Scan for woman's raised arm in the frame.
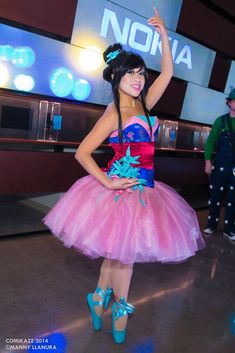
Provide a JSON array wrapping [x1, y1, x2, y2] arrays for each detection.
[[146, 7, 173, 111]]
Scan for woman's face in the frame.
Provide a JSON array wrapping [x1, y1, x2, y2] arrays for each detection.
[[118, 67, 145, 98]]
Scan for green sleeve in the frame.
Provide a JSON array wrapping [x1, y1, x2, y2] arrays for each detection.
[[204, 117, 221, 160]]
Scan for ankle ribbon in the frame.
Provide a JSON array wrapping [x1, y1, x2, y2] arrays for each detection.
[[115, 297, 135, 320]]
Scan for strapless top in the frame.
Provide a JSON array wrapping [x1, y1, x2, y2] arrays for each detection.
[[106, 115, 159, 188]]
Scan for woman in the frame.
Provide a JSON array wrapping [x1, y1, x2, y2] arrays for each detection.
[[44, 8, 204, 344]]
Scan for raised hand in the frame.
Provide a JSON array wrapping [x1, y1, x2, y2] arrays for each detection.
[[147, 6, 168, 37]]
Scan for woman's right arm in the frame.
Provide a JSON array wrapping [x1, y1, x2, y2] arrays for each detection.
[[75, 108, 138, 189], [75, 107, 116, 188]]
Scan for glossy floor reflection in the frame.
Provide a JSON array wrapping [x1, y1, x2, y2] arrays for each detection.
[[1, 209, 235, 353]]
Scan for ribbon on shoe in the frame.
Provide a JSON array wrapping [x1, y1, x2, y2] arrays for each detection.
[[108, 146, 148, 206], [114, 297, 135, 321], [104, 287, 113, 311]]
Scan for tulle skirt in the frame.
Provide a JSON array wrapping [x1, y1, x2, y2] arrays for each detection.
[[43, 175, 205, 264]]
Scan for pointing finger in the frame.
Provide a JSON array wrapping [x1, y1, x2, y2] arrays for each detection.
[[153, 6, 159, 17]]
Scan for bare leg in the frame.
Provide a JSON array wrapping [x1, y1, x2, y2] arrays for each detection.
[[111, 260, 133, 330], [93, 258, 112, 316]]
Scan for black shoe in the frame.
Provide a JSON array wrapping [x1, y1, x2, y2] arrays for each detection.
[[203, 227, 216, 238], [223, 231, 235, 242]]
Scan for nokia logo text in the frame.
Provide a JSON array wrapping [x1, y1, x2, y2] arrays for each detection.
[[100, 8, 192, 69]]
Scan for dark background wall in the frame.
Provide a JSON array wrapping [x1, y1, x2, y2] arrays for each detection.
[[0, 0, 78, 39], [178, 0, 235, 58], [177, 0, 234, 94]]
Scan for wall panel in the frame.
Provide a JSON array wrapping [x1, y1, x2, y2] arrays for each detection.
[[0, 0, 78, 38]]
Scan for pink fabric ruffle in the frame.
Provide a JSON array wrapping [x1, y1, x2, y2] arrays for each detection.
[[43, 175, 204, 264]]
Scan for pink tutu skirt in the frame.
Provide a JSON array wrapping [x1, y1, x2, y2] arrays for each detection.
[[43, 175, 205, 264]]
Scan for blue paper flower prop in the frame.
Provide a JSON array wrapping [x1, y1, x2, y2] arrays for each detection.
[[108, 146, 147, 206]]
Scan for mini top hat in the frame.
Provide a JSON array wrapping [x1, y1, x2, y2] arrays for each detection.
[[226, 87, 235, 101]]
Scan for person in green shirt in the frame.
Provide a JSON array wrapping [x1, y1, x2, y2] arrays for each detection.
[[204, 88, 235, 242]]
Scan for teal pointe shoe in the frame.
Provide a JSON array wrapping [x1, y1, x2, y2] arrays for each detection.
[[87, 287, 113, 331], [112, 297, 135, 344]]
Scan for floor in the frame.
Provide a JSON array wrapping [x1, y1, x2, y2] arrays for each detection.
[[1, 206, 235, 353], [0, 200, 47, 237]]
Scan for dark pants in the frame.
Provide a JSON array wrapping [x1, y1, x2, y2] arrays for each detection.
[[207, 163, 235, 232]]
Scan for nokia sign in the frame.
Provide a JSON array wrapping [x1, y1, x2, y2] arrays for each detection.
[[100, 8, 192, 70], [109, 0, 183, 32], [71, 0, 216, 87]]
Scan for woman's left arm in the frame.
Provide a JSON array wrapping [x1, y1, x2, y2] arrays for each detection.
[[146, 7, 173, 111]]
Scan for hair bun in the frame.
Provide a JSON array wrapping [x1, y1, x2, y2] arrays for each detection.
[[103, 43, 123, 65]]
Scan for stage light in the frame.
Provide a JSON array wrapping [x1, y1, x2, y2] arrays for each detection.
[[72, 79, 91, 100], [14, 74, 35, 91], [79, 46, 102, 71], [0, 45, 14, 61], [50, 67, 74, 97], [12, 47, 36, 68], [0, 64, 10, 86]]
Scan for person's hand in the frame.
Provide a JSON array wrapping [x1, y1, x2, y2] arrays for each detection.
[[107, 177, 139, 190], [205, 160, 213, 175], [147, 6, 168, 37]]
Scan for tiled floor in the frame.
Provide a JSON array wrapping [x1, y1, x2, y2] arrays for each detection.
[[1, 208, 235, 353], [0, 200, 47, 237]]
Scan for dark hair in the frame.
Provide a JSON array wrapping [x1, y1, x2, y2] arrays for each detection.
[[103, 43, 151, 142]]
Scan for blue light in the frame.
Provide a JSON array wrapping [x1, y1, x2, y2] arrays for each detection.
[[12, 46, 36, 68], [232, 315, 235, 335], [50, 67, 74, 97], [0, 45, 14, 61], [28, 332, 67, 353], [72, 79, 91, 101], [128, 337, 155, 353]]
